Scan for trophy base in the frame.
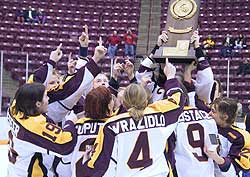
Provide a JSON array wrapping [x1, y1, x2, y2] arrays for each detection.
[[153, 46, 196, 64]]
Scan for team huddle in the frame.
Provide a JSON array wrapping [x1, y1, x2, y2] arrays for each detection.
[[5, 27, 250, 177]]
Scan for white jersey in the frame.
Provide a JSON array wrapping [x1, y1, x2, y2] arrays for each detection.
[[135, 57, 165, 102], [79, 79, 186, 177], [6, 104, 76, 177], [175, 107, 218, 177]]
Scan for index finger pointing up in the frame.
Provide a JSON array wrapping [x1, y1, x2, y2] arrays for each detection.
[[57, 43, 62, 51]]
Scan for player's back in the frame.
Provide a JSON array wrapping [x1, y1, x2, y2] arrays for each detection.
[[87, 110, 181, 177], [71, 118, 107, 177], [175, 107, 218, 177], [112, 118, 173, 176]]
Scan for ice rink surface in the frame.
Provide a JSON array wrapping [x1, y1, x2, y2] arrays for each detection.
[[0, 145, 8, 177]]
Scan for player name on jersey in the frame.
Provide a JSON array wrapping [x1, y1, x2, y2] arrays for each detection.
[[179, 109, 212, 123], [75, 122, 104, 135], [108, 114, 166, 134], [7, 114, 20, 137]]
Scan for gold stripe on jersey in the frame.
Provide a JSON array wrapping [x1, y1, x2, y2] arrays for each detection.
[[27, 74, 34, 84], [231, 126, 250, 170], [165, 143, 168, 153], [228, 132, 237, 139], [30, 158, 44, 177], [9, 102, 73, 144], [231, 126, 250, 145], [146, 92, 182, 114], [183, 106, 195, 110], [113, 108, 120, 116], [105, 93, 182, 124], [87, 126, 105, 168], [167, 160, 173, 177], [105, 112, 131, 124], [0, 140, 9, 145], [169, 92, 181, 105]]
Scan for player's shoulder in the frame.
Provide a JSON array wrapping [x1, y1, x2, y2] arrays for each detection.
[[76, 117, 108, 124], [105, 112, 131, 124], [231, 125, 250, 140], [219, 125, 250, 143]]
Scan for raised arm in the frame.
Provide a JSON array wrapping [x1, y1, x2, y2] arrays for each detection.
[[28, 43, 63, 86], [191, 31, 215, 104]]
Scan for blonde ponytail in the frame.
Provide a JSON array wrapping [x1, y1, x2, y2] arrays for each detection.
[[122, 84, 148, 121]]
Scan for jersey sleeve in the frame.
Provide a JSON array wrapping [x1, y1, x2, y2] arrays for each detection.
[[135, 56, 154, 83], [194, 47, 215, 104], [27, 59, 56, 86], [8, 107, 77, 157], [48, 58, 100, 102], [76, 46, 89, 70], [219, 127, 250, 174]]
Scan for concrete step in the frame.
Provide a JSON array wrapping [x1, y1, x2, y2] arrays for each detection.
[[136, 0, 162, 56]]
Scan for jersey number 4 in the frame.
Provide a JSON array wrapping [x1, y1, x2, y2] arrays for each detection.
[[187, 123, 208, 162], [127, 131, 153, 169]]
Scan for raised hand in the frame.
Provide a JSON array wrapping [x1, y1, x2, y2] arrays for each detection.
[[112, 58, 124, 80], [50, 43, 63, 63], [67, 52, 77, 75], [190, 30, 200, 48], [123, 59, 135, 80], [79, 25, 89, 47], [157, 31, 168, 46], [98, 36, 103, 46], [92, 46, 107, 63], [164, 58, 176, 80]]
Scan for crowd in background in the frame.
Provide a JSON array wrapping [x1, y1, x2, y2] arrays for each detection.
[[15, 6, 46, 24]]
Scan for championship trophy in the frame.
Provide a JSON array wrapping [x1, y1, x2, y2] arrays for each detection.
[[154, 0, 200, 63]]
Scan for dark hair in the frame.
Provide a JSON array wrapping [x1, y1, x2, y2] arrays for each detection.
[[213, 97, 238, 125], [210, 79, 223, 102], [85, 86, 112, 119], [13, 83, 46, 119]]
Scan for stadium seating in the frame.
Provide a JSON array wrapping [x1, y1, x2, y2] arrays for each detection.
[[0, 0, 141, 112], [0, 0, 141, 84]]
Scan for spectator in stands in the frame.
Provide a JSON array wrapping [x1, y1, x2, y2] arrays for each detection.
[[107, 30, 121, 59], [24, 6, 36, 23], [220, 42, 233, 58], [234, 34, 247, 49], [203, 34, 215, 49], [236, 58, 250, 76], [35, 8, 46, 24], [223, 33, 234, 48], [15, 9, 25, 23], [123, 29, 137, 59]]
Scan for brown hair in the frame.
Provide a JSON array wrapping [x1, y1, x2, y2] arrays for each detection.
[[122, 84, 148, 121], [85, 86, 112, 119], [13, 83, 45, 119], [212, 97, 238, 125]]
